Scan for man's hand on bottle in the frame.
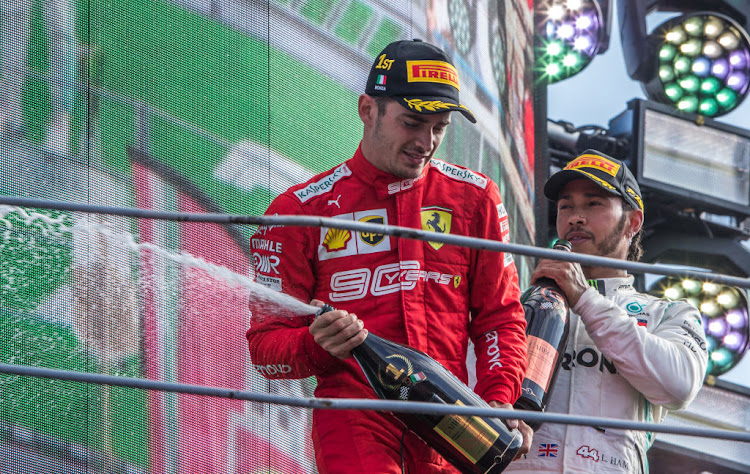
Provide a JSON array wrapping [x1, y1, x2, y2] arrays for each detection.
[[530, 257, 588, 307], [489, 401, 532, 460], [309, 299, 368, 359]]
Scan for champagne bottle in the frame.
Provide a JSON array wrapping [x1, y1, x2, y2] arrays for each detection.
[[317, 304, 522, 474], [513, 239, 571, 431]]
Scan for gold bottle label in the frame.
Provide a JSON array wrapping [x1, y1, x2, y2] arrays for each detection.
[[434, 400, 499, 463]]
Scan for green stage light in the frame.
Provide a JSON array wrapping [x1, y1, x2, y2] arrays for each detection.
[[700, 77, 721, 93], [677, 95, 699, 112], [663, 83, 683, 100], [699, 98, 719, 115]]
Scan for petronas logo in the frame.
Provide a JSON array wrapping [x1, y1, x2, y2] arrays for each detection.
[[626, 302, 644, 314]]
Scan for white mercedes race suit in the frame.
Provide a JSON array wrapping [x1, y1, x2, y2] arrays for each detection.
[[505, 276, 708, 473]]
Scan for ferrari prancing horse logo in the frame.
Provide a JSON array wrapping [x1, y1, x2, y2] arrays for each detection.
[[421, 206, 452, 250]]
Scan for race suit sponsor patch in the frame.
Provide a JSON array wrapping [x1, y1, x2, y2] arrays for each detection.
[[252, 238, 282, 253], [328, 260, 455, 302], [318, 209, 390, 260], [253, 253, 280, 274], [484, 331, 503, 370], [253, 364, 292, 376], [496, 203, 513, 267], [293, 163, 351, 203], [256, 274, 282, 292], [430, 159, 488, 189]]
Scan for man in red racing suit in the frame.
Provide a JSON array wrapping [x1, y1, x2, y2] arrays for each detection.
[[246, 40, 528, 473]]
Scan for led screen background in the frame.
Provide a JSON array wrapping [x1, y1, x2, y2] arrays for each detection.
[[0, 0, 535, 471]]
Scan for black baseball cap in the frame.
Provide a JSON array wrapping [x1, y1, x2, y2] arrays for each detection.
[[365, 39, 476, 123], [544, 149, 644, 212]]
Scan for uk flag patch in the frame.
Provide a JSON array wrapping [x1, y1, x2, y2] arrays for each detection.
[[538, 443, 558, 457]]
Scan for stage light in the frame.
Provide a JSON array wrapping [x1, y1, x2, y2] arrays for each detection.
[[650, 276, 749, 377], [536, 0, 609, 83], [619, 1, 750, 119], [682, 278, 701, 294], [641, 12, 750, 117], [608, 99, 750, 218], [664, 287, 682, 300]]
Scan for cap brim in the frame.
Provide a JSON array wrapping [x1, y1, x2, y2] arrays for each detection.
[[396, 96, 477, 123], [544, 169, 623, 201]]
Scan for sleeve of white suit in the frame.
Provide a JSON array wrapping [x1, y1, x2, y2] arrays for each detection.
[[574, 287, 708, 410]]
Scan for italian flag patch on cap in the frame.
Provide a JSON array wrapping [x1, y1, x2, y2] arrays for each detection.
[[410, 372, 426, 383]]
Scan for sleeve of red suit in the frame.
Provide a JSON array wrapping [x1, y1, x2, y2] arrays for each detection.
[[245, 193, 337, 379], [468, 182, 528, 405]]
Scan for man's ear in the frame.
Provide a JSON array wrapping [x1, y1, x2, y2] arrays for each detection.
[[629, 209, 644, 236], [358, 94, 377, 126]]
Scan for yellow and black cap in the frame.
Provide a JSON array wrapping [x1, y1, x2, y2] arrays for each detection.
[[544, 149, 644, 213], [365, 39, 476, 123]]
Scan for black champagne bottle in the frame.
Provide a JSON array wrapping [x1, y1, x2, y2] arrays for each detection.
[[513, 239, 571, 431], [317, 304, 522, 474]]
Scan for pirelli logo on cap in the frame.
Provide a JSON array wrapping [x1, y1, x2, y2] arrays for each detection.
[[579, 170, 616, 191], [407, 60, 460, 90], [628, 187, 645, 211], [565, 154, 620, 177]]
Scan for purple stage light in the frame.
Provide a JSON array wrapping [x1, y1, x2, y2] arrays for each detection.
[[725, 308, 748, 328], [724, 332, 746, 351], [729, 49, 748, 68], [727, 72, 748, 90], [712, 58, 730, 78], [708, 318, 728, 338], [556, 22, 575, 40], [649, 276, 749, 377]]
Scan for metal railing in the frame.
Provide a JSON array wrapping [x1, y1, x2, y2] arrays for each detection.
[[1, 196, 750, 446], [3, 195, 750, 289], [0, 362, 747, 444]]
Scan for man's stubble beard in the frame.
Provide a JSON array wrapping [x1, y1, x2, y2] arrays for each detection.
[[594, 211, 628, 258], [371, 113, 423, 180]]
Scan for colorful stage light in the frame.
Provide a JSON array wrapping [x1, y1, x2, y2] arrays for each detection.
[[645, 12, 750, 117], [650, 276, 749, 377], [537, 0, 606, 83]]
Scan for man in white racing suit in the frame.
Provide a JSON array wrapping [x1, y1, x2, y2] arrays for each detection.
[[505, 149, 708, 473]]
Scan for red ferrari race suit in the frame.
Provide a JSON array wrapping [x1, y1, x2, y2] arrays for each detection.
[[246, 146, 527, 473]]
